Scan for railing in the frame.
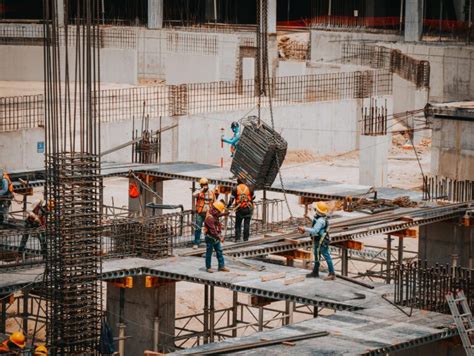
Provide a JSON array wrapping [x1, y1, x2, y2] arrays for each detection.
[[393, 260, 473, 314], [342, 43, 430, 89], [0, 70, 392, 132]]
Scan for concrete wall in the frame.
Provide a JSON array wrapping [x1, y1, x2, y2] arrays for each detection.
[[310, 30, 401, 63], [383, 43, 474, 102], [0, 115, 177, 171], [419, 221, 474, 269], [175, 99, 368, 166], [431, 118, 474, 181], [0, 128, 44, 171], [0, 45, 138, 84]]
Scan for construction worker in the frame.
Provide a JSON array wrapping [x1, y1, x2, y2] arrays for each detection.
[[19, 199, 53, 258], [0, 331, 26, 354], [227, 177, 255, 242], [204, 200, 230, 273], [0, 169, 14, 224], [192, 178, 216, 249], [34, 345, 48, 355], [298, 201, 336, 281], [222, 121, 241, 157]]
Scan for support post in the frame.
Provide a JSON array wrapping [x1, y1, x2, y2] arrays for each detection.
[[148, 0, 164, 29], [118, 323, 126, 356], [341, 247, 349, 277], [258, 306, 264, 331], [209, 286, 215, 343], [153, 317, 160, 352], [57, 0, 65, 27], [262, 189, 267, 226], [22, 291, 28, 334], [386, 235, 392, 284], [203, 285, 209, 344], [286, 257, 294, 267], [232, 291, 238, 337], [285, 301, 294, 325], [397, 236, 404, 264], [313, 306, 318, 318]]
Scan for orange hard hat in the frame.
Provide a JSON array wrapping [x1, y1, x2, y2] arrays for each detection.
[[34, 345, 48, 355], [213, 201, 226, 213], [9, 331, 26, 349]]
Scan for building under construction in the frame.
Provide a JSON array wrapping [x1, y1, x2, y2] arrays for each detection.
[[0, 0, 473, 355]]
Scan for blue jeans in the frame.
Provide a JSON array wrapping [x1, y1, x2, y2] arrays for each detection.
[[205, 235, 225, 270], [313, 237, 335, 274], [193, 213, 206, 245]]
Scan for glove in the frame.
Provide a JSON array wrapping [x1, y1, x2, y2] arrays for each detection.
[[297, 226, 305, 234]]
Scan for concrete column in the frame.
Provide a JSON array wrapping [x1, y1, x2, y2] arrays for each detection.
[[404, 0, 423, 42], [205, 0, 217, 22], [57, 0, 65, 27], [358, 134, 390, 187], [267, 0, 277, 35], [107, 277, 176, 354], [148, 0, 164, 29]]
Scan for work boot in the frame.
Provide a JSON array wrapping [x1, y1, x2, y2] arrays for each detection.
[[218, 267, 230, 272], [306, 271, 319, 278], [206, 268, 214, 273], [192, 245, 198, 250], [323, 273, 336, 281]]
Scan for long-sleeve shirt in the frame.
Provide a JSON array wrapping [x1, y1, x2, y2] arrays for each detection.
[[204, 209, 222, 240], [222, 131, 241, 148], [304, 216, 327, 238]]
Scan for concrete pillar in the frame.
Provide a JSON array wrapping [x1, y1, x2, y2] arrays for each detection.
[[419, 221, 473, 268], [205, 0, 217, 22], [148, 0, 164, 29], [404, 0, 423, 42], [107, 277, 176, 354], [267, 0, 277, 35], [57, 0, 65, 27], [128, 177, 163, 217], [358, 134, 390, 187]]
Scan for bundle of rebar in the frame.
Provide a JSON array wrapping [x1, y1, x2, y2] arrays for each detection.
[[393, 260, 473, 314], [231, 119, 287, 189], [43, 0, 103, 353]]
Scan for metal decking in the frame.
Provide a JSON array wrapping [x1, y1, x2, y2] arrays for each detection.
[[10, 161, 423, 201], [172, 306, 456, 355]]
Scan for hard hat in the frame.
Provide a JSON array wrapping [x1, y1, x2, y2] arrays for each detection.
[[231, 121, 239, 130], [9, 331, 26, 349], [314, 201, 329, 216], [199, 177, 209, 186], [129, 182, 140, 199], [213, 201, 226, 213], [34, 345, 48, 355]]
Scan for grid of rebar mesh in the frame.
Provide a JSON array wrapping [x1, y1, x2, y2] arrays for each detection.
[[0, 95, 44, 131], [342, 43, 430, 89], [423, 175, 474, 202], [0, 71, 392, 130], [166, 31, 219, 55]]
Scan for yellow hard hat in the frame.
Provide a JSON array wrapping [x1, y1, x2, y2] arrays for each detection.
[[9, 331, 26, 349], [199, 177, 209, 186], [314, 201, 329, 216], [213, 200, 226, 213], [34, 345, 48, 355]]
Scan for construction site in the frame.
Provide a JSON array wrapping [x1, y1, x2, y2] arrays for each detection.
[[0, 0, 473, 355]]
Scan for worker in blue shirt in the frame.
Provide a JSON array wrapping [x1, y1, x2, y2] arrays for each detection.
[[221, 122, 241, 157], [298, 201, 336, 280], [0, 169, 14, 224]]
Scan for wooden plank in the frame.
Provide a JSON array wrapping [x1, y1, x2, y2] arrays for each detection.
[[283, 275, 306, 285], [260, 272, 286, 282]]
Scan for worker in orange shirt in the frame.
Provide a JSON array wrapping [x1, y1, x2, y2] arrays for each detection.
[[192, 177, 216, 249], [227, 177, 255, 242]]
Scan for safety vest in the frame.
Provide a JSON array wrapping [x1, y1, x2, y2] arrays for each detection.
[[129, 182, 140, 199], [2, 173, 13, 195], [196, 190, 215, 215], [235, 184, 252, 209]]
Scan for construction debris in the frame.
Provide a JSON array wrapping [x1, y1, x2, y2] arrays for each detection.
[[231, 118, 288, 189]]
